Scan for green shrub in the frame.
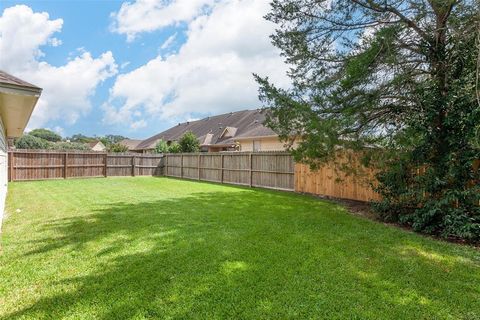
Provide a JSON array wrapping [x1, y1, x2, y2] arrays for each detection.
[[108, 143, 129, 153], [373, 158, 480, 241], [168, 142, 181, 153], [50, 142, 90, 151], [178, 131, 200, 153], [14, 135, 51, 149], [154, 139, 169, 153]]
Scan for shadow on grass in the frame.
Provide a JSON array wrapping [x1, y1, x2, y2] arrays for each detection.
[[5, 188, 480, 319]]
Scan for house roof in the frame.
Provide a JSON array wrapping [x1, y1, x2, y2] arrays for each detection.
[[0, 70, 41, 92], [119, 139, 142, 150], [135, 109, 277, 150], [87, 140, 104, 148], [0, 71, 42, 138]]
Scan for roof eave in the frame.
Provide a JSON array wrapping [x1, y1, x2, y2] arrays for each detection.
[[0, 83, 42, 138], [0, 82, 42, 96]]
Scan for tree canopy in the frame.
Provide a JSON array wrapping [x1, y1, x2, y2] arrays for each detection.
[[14, 135, 51, 149], [256, 0, 480, 240], [29, 129, 62, 142], [15, 130, 130, 152]]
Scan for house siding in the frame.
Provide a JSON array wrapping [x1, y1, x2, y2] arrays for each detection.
[[238, 137, 289, 152]]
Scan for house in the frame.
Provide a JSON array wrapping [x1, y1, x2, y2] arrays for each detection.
[[119, 139, 142, 151], [134, 109, 294, 153], [87, 140, 106, 152], [0, 70, 41, 225]]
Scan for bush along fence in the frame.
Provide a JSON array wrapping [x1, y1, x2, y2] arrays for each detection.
[[7, 150, 379, 202]]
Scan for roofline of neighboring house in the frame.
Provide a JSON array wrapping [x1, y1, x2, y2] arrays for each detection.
[[135, 135, 281, 150]]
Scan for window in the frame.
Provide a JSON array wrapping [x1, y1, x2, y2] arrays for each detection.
[[253, 140, 261, 152]]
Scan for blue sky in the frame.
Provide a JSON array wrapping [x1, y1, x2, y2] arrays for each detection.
[[0, 0, 289, 139]]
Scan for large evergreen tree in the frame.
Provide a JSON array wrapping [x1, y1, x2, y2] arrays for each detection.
[[256, 0, 480, 240]]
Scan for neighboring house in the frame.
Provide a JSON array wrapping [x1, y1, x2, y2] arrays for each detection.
[[119, 139, 142, 151], [88, 140, 106, 152], [134, 109, 294, 153], [0, 71, 41, 227]]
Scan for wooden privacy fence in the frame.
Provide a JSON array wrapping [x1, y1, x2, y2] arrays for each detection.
[[8, 150, 381, 202], [164, 152, 295, 191], [8, 150, 164, 181], [295, 163, 381, 202]]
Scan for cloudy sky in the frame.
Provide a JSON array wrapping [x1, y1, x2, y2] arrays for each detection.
[[0, 0, 289, 139]]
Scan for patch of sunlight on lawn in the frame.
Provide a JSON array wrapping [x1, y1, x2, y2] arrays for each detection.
[[221, 260, 249, 275]]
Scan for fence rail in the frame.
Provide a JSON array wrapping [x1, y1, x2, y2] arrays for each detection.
[[8, 150, 380, 202], [164, 152, 295, 191], [8, 150, 164, 181]]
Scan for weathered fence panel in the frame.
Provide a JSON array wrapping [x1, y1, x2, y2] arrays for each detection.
[[136, 155, 164, 176], [252, 152, 294, 190], [165, 154, 182, 178], [10, 151, 65, 180], [9, 150, 164, 181], [163, 152, 295, 190], [199, 154, 222, 182], [67, 153, 105, 178], [107, 154, 133, 177]]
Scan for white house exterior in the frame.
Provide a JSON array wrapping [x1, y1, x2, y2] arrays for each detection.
[[0, 71, 41, 230]]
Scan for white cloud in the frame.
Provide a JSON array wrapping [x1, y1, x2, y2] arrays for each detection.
[[0, 5, 63, 69], [130, 119, 147, 130], [53, 126, 65, 136], [48, 37, 62, 47], [160, 33, 177, 50], [111, 0, 215, 42], [0, 5, 118, 129], [120, 61, 131, 69], [105, 0, 290, 127]]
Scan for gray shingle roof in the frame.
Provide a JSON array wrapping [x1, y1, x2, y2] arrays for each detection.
[[135, 109, 277, 150], [0, 70, 41, 91], [119, 139, 142, 150]]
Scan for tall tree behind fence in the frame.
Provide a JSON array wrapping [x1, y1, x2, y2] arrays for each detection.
[[8, 150, 380, 202]]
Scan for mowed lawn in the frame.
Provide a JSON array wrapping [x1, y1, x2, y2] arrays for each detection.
[[0, 178, 479, 319]]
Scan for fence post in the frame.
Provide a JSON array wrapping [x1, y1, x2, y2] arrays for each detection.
[[132, 155, 136, 177], [104, 153, 108, 177], [181, 154, 184, 178], [220, 154, 224, 184], [165, 154, 168, 176], [249, 152, 253, 187], [197, 154, 201, 180], [9, 151, 13, 182], [63, 152, 68, 179]]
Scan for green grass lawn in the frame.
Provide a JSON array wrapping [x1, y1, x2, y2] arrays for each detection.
[[0, 177, 479, 319]]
